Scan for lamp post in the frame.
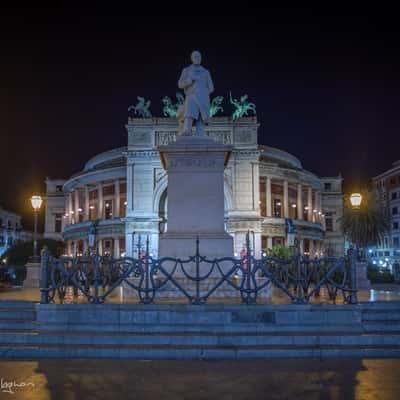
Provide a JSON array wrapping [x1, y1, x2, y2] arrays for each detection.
[[349, 192, 363, 304], [30, 195, 43, 261], [350, 193, 363, 260]]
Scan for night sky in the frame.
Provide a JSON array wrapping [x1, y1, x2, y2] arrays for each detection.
[[1, 7, 400, 229]]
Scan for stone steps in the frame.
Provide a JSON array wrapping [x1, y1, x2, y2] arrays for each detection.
[[362, 312, 400, 321], [0, 332, 399, 346], [1, 346, 400, 359], [0, 301, 399, 359], [35, 322, 368, 334]]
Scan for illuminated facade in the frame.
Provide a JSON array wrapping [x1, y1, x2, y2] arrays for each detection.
[[0, 206, 35, 257], [45, 117, 345, 257], [371, 160, 400, 269]]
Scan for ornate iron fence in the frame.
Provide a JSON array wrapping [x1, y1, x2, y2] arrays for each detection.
[[39, 234, 358, 305]]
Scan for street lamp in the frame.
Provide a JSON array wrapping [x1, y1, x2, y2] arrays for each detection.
[[350, 192, 363, 260], [349, 192, 363, 304], [350, 193, 362, 210], [30, 195, 43, 261]]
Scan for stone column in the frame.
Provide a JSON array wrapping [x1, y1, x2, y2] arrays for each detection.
[[299, 239, 304, 254], [83, 239, 88, 254], [97, 183, 103, 220], [267, 237, 273, 250], [297, 184, 303, 220], [283, 180, 289, 218], [125, 232, 133, 257], [318, 191, 323, 223], [315, 241, 319, 256], [252, 161, 260, 213], [114, 179, 120, 219], [315, 191, 320, 223], [62, 196, 68, 231], [307, 187, 313, 222], [72, 240, 77, 256], [68, 192, 73, 224], [266, 177, 272, 217], [74, 189, 80, 222], [309, 240, 314, 257], [113, 237, 120, 258], [67, 241, 72, 256], [84, 185, 90, 221], [97, 239, 103, 256], [126, 163, 134, 211]]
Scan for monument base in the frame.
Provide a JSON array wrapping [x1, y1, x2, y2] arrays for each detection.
[[357, 261, 372, 290], [122, 276, 272, 301], [23, 262, 41, 288], [159, 232, 234, 260]]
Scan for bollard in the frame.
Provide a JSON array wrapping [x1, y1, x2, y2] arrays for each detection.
[[40, 246, 49, 304], [349, 247, 358, 304]]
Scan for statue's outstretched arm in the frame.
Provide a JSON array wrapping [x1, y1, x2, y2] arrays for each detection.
[[178, 68, 192, 89]]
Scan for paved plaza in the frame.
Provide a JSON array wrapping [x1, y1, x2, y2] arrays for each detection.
[[0, 359, 399, 399], [1, 284, 399, 304]]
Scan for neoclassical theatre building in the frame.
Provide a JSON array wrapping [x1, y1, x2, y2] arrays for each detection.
[[44, 117, 344, 258]]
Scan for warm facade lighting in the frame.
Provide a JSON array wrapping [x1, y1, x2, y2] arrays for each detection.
[[30, 195, 43, 211], [350, 193, 362, 209]]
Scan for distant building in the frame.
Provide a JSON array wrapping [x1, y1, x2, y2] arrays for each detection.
[[44, 178, 66, 241], [320, 177, 345, 257], [44, 117, 345, 258], [0, 206, 34, 257], [371, 160, 400, 269]]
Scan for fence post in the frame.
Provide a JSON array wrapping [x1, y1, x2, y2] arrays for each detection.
[[294, 239, 303, 304], [93, 239, 100, 304], [144, 235, 150, 303], [245, 231, 253, 304], [40, 246, 49, 304], [350, 247, 358, 304], [195, 236, 200, 303]]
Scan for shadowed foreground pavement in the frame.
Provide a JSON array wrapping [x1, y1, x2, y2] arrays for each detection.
[[0, 359, 399, 399]]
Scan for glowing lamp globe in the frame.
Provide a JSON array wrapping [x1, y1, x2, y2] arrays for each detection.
[[350, 193, 362, 209], [31, 195, 43, 211]]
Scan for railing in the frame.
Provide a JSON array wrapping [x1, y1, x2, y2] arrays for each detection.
[[40, 233, 358, 305]]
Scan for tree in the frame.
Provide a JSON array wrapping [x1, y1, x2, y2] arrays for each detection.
[[265, 244, 296, 260], [339, 190, 389, 249], [2, 239, 64, 266]]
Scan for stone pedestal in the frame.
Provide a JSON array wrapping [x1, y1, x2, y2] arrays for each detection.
[[357, 261, 372, 290], [122, 276, 272, 301], [158, 135, 233, 264], [23, 262, 41, 288]]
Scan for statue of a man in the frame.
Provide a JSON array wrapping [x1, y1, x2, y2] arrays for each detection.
[[178, 50, 214, 136]]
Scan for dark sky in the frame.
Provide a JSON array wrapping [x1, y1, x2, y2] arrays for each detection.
[[1, 6, 400, 229]]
